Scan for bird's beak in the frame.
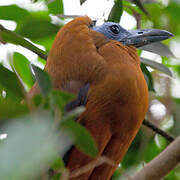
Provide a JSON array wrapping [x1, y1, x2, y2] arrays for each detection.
[[121, 29, 173, 47]]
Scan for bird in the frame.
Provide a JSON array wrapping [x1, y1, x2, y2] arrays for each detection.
[[28, 16, 173, 180]]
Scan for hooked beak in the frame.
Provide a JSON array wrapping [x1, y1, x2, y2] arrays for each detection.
[[121, 29, 173, 47]]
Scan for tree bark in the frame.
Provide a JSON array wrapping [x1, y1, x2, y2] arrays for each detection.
[[132, 136, 180, 180]]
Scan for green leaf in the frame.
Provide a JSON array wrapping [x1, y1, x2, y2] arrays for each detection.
[[108, 0, 123, 23], [166, 64, 180, 78], [141, 63, 155, 91], [16, 16, 60, 40], [32, 95, 43, 107], [47, 0, 64, 14], [51, 156, 64, 170], [173, 65, 180, 77], [0, 117, 58, 179], [145, 2, 180, 36], [111, 167, 122, 180], [31, 64, 52, 96], [61, 119, 98, 157], [0, 64, 24, 99], [51, 90, 75, 110], [0, 25, 47, 60], [37, 56, 46, 66], [140, 42, 175, 58], [123, 0, 142, 17], [140, 58, 172, 77], [131, 0, 149, 15], [0, 97, 28, 120], [122, 130, 142, 168], [164, 169, 180, 180], [51, 173, 61, 180], [154, 134, 167, 150], [0, 5, 30, 22], [34, 35, 56, 52], [13, 52, 35, 89], [144, 137, 161, 162]]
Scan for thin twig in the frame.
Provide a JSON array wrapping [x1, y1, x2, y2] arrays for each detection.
[[143, 119, 175, 142], [133, 11, 142, 29], [70, 156, 115, 178], [124, 5, 142, 29]]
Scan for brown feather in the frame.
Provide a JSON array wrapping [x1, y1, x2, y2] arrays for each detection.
[[28, 16, 148, 180]]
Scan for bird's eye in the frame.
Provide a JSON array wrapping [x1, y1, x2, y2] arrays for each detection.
[[109, 25, 120, 34], [88, 22, 94, 28]]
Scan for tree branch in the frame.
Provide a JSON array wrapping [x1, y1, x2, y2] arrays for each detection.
[[132, 135, 180, 180], [0, 24, 47, 60], [143, 119, 175, 142], [124, 5, 142, 29]]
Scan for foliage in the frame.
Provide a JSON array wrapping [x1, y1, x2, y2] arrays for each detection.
[[0, 0, 180, 179]]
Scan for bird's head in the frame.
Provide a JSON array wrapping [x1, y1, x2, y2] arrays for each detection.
[[92, 22, 173, 47]]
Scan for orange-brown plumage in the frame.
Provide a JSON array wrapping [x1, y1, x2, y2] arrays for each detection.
[[28, 16, 149, 179], [28, 16, 108, 97], [65, 40, 148, 180]]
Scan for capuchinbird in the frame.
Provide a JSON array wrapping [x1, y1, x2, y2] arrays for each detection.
[[28, 16, 173, 180]]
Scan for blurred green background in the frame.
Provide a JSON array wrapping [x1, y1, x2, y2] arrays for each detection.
[[0, 0, 180, 179]]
